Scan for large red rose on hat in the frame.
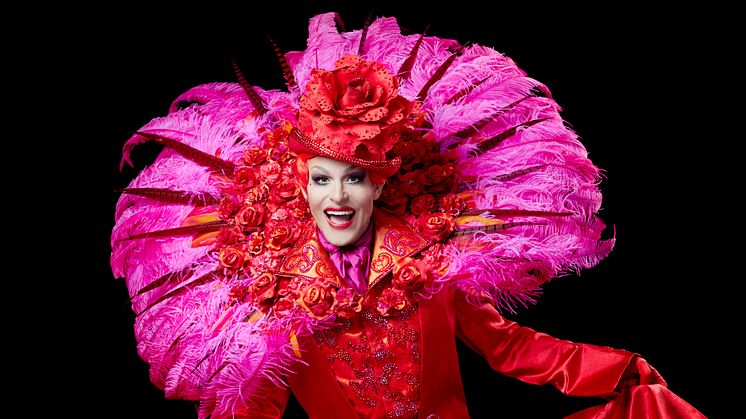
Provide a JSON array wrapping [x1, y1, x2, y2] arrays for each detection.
[[298, 54, 419, 161]]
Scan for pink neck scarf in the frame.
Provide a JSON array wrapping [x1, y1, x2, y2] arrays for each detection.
[[317, 224, 373, 295]]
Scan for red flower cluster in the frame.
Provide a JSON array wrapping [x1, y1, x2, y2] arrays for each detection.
[[215, 123, 311, 280]]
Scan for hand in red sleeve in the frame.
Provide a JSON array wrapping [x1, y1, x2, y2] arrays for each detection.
[[615, 355, 667, 392]]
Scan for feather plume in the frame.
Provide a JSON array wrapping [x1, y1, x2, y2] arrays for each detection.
[[128, 131, 236, 176], [118, 187, 220, 206], [266, 36, 297, 89], [451, 221, 548, 237], [417, 50, 460, 101], [120, 220, 229, 241], [461, 209, 573, 217], [231, 58, 268, 116], [131, 266, 195, 300], [136, 269, 220, 316], [397, 28, 427, 81], [358, 11, 372, 56]]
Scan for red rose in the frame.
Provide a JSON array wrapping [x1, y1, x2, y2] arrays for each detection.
[[418, 212, 456, 242], [235, 205, 265, 230], [297, 54, 418, 160], [233, 167, 257, 190], [397, 171, 426, 197], [335, 287, 363, 319], [424, 164, 455, 193], [246, 232, 265, 255], [266, 221, 299, 251], [243, 146, 267, 166], [244, 184, 269, 204], [439, 194, 466, 216], [392, 257, 431, 293], [259, 161, 282, 185], [297, 283, 336, 319], [218, 197, 241, 220], [219, 244, 247, 270], [421, 243, 450, 275], [271, 178, 301, 204], [392, 139, 426, 169], [273, 297, 294, 315], [377, 287, 408, 316], [215, 226, 246, 248], [410, 194, 435, 216], [250, 272, 278, 306]]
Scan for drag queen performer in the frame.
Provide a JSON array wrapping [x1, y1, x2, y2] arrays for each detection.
[[111, 13, 705, 418]]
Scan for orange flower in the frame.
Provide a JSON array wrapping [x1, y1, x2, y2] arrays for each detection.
[[246, 232, 265, 255], [377, 287, 408, 316], [266, 221, 299, 251], [393, 257, 431, 293], [297, 54, 418, 160], [235, 205, 265, 229], [418, 212, 456, 242], [219, 244, 247, 270], [335, 288, 363, 319], [218, 197, 240, 220], [243, 146, 268, 166], [297, 283, 336, 319], [244, 184, 269, 204], [250, 272, 278, 306], [410, 194, 435, 216]]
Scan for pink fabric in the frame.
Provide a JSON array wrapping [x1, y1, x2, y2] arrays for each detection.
[[317, 225, 373, 294]]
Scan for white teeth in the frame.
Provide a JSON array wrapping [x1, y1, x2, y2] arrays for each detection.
[[325, 210, 354, 216]]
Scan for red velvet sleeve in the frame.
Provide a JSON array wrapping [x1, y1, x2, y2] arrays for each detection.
[[453, 292, 634, 398], [240, 384, 290, 419]]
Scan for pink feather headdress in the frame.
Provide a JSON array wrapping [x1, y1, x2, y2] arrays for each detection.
[[111, 12, 613, 417]]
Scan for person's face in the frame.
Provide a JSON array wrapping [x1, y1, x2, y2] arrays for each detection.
[[303, 156, 383, 247]]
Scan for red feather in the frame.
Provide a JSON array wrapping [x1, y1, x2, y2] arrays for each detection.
[[134, 131, 236, 176], [121, 220, 229, 241], [231, 57, 268, 116], [136, 269, 220, 316], [118, 188, 220, 206]]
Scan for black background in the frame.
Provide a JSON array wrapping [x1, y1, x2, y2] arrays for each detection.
[[63, 1, 728, 417]]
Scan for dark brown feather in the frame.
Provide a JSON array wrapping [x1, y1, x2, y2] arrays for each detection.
[[451, 221, 548, 237], [358, 11, 373, 56], [136, 269, 220, 316], [471, 118, 549, 156], [121, 220, 229, 241], [447, 95, 533, 144], [118, 187, 220, 206], [333, 12, 346, 32], [231, 57, 268, 116], [135, 131, 236, 176], [443, 75, 492, 105], [397, 26, 428, 81], [131, 266, 196, 300], [494, 164, 548, 181], [461, 209, 573, 217], [416, 50, 461, 101], [266, 36, 297, 89]]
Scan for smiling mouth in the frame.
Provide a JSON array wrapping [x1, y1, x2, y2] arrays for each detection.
[[325, 209, 355, 228]]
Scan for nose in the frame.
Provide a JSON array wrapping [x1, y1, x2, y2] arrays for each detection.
[[329, 180, 348, 203]]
